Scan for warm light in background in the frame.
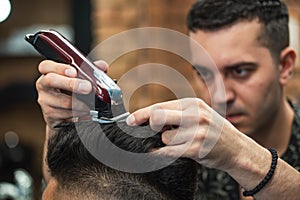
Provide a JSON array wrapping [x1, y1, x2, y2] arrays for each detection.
[[0, 0, 11, 23], [290, 16, 300, 65]]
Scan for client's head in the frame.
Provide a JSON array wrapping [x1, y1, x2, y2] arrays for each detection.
[[43, 121, 197, 200]]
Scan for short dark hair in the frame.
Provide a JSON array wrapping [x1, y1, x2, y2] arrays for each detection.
[[47, 121, 197, 200], [187, 0, 290, 63]]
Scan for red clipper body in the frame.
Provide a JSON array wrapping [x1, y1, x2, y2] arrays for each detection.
[[25, 30, 127, 121]]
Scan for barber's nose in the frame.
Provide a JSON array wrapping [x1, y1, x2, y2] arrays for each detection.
[[211, 78, 234, 105]]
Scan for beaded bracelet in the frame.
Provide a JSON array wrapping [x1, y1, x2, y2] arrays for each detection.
[[243, 148, 278, 197]]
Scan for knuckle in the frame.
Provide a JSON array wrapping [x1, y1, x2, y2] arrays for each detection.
[[194, 131, 205, 141], [37, 96, 44, 106], [43, 109, 51, 117], [68, 79, 75, 90], [38, 60, 47, 73], [152, 102, 163, 110], [161, 131, 177, 145], [166, 148, 177, 158], [195, 98, 204, 106], [35, 76, 43, 90], [43, 108, 55, 120], [161, 133, 169, 144], [151, 109, 164, 125], [42, 73, 54, 87], [59, 96, 72, 109], [181, 111, 200, 125], [189, 144, 201, 159]]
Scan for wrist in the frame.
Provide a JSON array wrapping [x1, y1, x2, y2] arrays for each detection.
[[225, 140, 272, 191], [242, 148, 278, 196]]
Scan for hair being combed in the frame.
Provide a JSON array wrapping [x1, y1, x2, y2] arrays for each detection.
[[47, 121, 197, 200]]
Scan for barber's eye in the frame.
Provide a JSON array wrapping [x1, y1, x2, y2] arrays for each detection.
[[232, 68, 249, 77], [193, 66, 214, 82]]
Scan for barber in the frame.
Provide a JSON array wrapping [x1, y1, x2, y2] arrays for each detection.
[[36, 0, 300, 199]]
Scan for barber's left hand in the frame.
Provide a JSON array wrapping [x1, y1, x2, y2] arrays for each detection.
[[126, 98, 258, 171]]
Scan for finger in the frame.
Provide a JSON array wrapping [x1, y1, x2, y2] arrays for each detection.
[[149, 109, 183, 131], [150, 144, 188, 158], [151, 142, 202, 160], [127, 98, 202, 126], [94, 60, 109, 72], [44, 107, 76, 121], [126, 106, 152, 126], [38, 60, 77, 78], [38, 73, 92, 94], [42, 101, 90, 119], [148, 109, 204, 128], [154, 98, 205, 110], [70, 97, 90, 112], [161, 128, 196, 146], [38, 90, 90, 112], [126, 102, 182, 126], [37, 89, 69, 110], [44, 108, 89, 127]]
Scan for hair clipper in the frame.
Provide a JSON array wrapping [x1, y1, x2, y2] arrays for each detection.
[[25, 29, 128, 123]]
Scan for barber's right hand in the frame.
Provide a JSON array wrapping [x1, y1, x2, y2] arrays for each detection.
[[36, 60, 108, 129]]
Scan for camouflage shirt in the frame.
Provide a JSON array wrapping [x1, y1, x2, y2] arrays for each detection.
[[195, 102, 300, 200]]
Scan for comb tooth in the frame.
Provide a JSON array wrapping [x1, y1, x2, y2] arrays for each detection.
[[91, 112, 130, 124], [25, 34, 35, 44]]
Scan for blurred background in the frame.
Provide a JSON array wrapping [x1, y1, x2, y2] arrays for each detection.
[[0, 0, 299, 199]]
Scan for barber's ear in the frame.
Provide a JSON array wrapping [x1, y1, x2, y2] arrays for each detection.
[[279, 47, 296, 85]]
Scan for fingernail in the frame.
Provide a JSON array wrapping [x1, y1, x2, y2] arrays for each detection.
[[65, 68, 77, 77], [149, 148, 159, 152], [78, 81, 91, 93], [94, 60, 109, 72], [126, 115, 136, 126]]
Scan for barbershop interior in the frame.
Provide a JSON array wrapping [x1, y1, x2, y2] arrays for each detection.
[[0, 0, 299, 199]]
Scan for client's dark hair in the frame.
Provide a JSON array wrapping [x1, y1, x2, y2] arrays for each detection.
[[47, 121, 197, 200]]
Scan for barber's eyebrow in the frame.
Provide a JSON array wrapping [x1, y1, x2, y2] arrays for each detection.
[[223, 62, 258, 70], [192, 61, 258, 72], [192, 64, 212, 70], [191, 64, 213, 76]]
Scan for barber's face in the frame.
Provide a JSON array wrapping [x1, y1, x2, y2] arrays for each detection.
[[190, 20, 282, 136]]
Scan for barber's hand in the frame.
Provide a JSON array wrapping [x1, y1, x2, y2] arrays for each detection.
[[36, 60, 108, 129], [126, 98, 255, 171]]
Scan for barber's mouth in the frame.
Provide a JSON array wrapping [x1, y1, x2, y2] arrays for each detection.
[[225, 113, 242, 123]]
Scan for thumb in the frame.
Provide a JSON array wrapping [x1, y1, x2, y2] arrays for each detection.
[[94, 60, 109, 73]]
